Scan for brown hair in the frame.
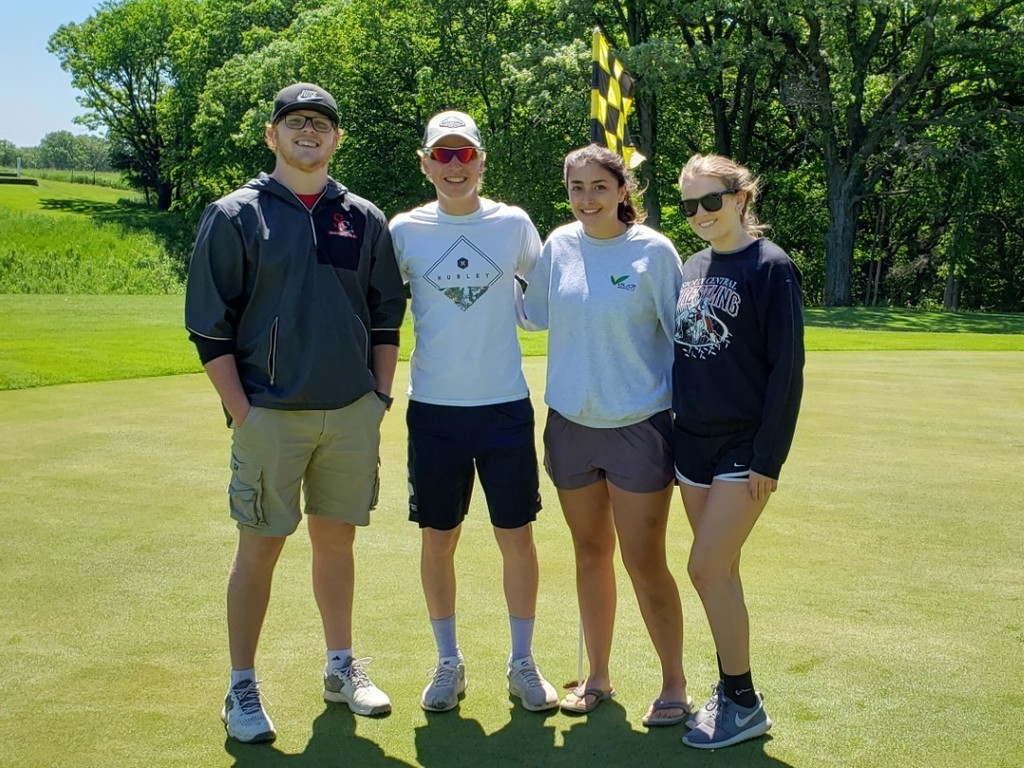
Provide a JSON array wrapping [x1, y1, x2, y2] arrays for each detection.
[[564, 144, 646, 225], [678, 153, 767, 237]]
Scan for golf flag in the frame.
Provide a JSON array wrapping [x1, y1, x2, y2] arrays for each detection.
[[590, 29, 645, 169]]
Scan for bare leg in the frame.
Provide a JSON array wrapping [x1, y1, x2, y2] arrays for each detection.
[[559, 482, 616, 705], [609, 483, 688, 721], [227, 532, 287, 669], [680, 481, 767, 675], [492, 523, 538, 619], [307, 515, 356, 650], [420, 525, 462, 620]]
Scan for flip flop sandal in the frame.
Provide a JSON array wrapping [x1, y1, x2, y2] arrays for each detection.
[[641, 695, 695, 727], [559, 686, 615, 714]]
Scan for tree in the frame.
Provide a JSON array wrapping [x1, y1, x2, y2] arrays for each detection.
[[49, 0, 189, 209], [36, 131, 85, 169], [0, 139, 19, 167], [761, 0, 1024, 305]]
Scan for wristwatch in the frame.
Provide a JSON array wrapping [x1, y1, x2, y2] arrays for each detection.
[[375, 391, 394, 411]]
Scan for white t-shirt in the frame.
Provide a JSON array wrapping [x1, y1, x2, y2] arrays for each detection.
[[522, 222, 683, 428], [390, 198, 541, 406]]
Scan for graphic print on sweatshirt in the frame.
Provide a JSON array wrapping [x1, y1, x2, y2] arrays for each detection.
[[675, 276, 741, 358], [426, 236, 503, 311]]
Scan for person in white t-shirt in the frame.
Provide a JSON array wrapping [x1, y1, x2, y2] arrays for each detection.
[[389, 110, 558, 714]]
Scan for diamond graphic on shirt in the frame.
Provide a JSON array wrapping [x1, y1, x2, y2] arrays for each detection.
[[426, 236, 503, 311]]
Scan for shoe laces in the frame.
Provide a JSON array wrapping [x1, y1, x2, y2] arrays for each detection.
[[513, 661, 543, 688], [707, 683, 722, 710], [427, 660, 459, 689], [343, 657, 375, 690], [234, 680, 269, 715]]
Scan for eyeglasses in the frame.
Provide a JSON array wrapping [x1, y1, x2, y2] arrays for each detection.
[[425, 146, 479, 164], [680, 189, 739, 217], [281, 114, 335, 133]]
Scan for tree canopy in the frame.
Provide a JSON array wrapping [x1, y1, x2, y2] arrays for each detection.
[[44, 0, 1024, 310]]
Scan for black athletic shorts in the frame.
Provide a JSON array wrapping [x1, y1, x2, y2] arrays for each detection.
[[673, 422, 758, 488], [406, 397, 541, 530]]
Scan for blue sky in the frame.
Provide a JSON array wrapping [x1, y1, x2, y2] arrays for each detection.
[[1, 1, 106, 147]]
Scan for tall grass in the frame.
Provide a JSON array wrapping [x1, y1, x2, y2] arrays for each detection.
[[0, 208, 182, 294], [0, 167, 132, 190]]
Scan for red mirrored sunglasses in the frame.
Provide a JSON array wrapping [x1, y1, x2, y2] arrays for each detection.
[[425, 146, 479, 164]]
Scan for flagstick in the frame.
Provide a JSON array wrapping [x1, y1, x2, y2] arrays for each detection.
[[564, 615, 585, 690]]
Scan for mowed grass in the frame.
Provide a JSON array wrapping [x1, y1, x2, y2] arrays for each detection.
[[1, 295, 1022, 391], [0, 354, 1021, 767]]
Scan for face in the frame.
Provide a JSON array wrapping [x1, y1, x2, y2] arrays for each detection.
[[566, 161, 627, 239], [680, 174, 747, 250], [266, 109, 340, 174], [420, 134, 484, 215]]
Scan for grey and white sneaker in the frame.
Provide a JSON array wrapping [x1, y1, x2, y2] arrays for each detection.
[[221, 679, 276, 743], [421, 655, 467, 712], [323, 657, 392, 716], [682, 691, 772, 749], [686, 682, 722, 730], [507, 655, 558, 711]]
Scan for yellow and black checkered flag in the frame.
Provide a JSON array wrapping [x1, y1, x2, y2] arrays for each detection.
[[590, 29, 645, 169]]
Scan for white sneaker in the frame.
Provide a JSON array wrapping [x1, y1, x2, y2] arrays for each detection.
[[323, 657, 392, 716], [421, 655, 466, 712], [221, 679, 276, 743], [507, 655, 558, 711]]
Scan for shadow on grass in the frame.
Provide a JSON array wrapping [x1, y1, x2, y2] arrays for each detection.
[[224, 706, 414, 767], [804, 307, 1023, 334], [413, 696, 794, 767], [37, 197, 195, 278]]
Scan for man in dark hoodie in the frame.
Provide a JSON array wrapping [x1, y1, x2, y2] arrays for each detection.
[[185, 82, 406, 744]]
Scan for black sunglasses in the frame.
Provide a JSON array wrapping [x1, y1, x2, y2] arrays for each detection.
[[680, 188, 739, 217]]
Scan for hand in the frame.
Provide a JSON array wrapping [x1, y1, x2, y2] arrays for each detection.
[[748, 471, 777, 502], [231, 403, 252, 428]]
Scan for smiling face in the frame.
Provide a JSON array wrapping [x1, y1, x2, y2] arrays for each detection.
[[266, 109, 340, 181], [420, 134, 484, 216], [566, 161, 628, 239], [681, 173, 751, 252]]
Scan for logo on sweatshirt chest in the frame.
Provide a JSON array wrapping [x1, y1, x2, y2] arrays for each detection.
[[426, 236, 503, 311], [328, 212, 359, 238], [674, 277, 740, 358], [610, 274, 637, 292]]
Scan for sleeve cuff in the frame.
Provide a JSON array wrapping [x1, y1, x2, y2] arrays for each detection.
[[190, 333, 235, 364], [371, 330, 400, 347]]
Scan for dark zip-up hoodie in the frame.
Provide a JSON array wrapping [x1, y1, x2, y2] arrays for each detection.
[[185, 173, 406, 411]]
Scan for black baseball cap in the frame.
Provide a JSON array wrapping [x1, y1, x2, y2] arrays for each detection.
[[270, 83, 339, 124]]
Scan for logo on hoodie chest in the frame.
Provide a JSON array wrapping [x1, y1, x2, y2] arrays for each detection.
[[425, 236, 503, 311]]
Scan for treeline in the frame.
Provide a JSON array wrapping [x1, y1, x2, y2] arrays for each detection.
[[0, 132, 112, 173], [46, 0, 1024, 310]]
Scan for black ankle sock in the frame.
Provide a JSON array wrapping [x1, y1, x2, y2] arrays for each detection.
[[716, 654, 724, 681], [721, 670, 757, 708]]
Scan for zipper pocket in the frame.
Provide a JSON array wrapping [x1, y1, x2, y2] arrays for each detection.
[[268, 316, 279, 386]]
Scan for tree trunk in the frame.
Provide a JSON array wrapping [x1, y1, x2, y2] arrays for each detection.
[[824, 168, 858, 306], [637, 90, 660, 230], [943, 272, 961, 311], [157, 181, 173, 211]]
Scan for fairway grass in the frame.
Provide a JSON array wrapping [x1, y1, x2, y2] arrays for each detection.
[[1, 354, 1022, 767], [2, 295, 1023, 390]]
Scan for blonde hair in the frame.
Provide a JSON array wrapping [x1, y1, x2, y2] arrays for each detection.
[[678, 153, 767, 237]]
